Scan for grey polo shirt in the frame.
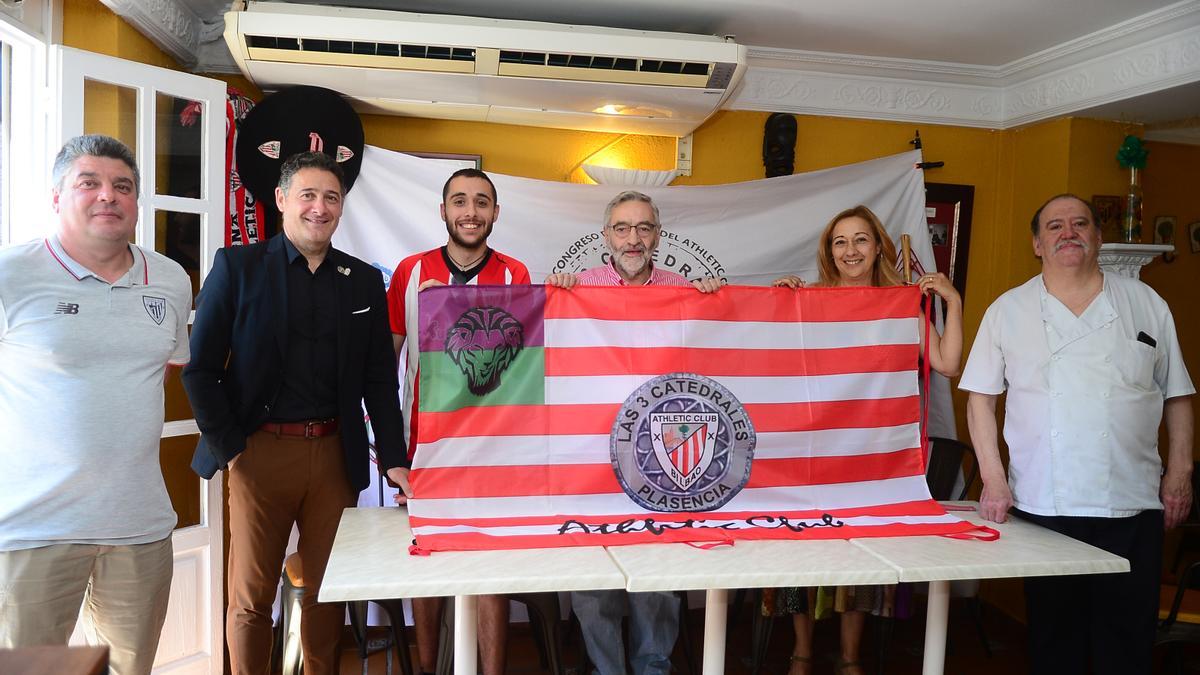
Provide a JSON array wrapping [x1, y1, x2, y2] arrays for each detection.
[[0, 236, 191, 550]]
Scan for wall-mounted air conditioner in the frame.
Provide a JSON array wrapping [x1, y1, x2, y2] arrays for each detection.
[[224, 1, 746, 136]]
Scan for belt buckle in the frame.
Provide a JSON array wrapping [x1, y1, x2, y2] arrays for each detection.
[[304, 421, 319, 439]]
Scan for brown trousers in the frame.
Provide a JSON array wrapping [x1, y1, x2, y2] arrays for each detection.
[[226, 429, 356, 675]]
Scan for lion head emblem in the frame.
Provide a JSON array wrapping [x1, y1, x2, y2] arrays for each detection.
[[444, 306, 524, 396]]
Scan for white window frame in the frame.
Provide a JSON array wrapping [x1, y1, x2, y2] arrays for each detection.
[[0, 11, 52, 246]]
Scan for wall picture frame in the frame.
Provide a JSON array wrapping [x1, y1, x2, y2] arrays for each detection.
[[1154, 216, 1176, 245], [1190, 221, 1200, 253], [924, 182, 975, 301], [404, 151, 483, 171], [1154, 215, 1177, 262], [1092, 195, 1122, 242]]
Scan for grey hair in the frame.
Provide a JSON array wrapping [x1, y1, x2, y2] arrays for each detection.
[[278, 151, 346, 195], [602, 190, 660, 230], [52, 135, 140, 193]]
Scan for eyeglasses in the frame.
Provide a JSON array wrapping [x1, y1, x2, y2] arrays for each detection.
[[608, 223, 658, 237]]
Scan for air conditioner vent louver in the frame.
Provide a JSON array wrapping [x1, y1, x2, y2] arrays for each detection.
[[498, 50, 703, 75], [228, 3, 748, 137], [246, 35, 476, 62]]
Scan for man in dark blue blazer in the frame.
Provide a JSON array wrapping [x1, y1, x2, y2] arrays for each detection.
[[182, 151, 409, 675]]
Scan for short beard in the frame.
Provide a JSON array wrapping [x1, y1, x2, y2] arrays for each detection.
[[612, 248, 651, 279], [445, 219, 492, 251]]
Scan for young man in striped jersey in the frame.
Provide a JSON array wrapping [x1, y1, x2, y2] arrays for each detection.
[[387, 168, 529, 675], [547, 190, 720, 675]]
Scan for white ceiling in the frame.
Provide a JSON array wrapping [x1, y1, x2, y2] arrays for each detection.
[[117, 0, 1200, 137], [223, 0, 1177, 66]]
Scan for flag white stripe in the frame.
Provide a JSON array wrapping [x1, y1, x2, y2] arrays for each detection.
[[544, 371, 917, 406], [411, 475, 933, 519], [545, 317, 919, 350], [414, 424, 922, 468], [412, 513, 961, 537]]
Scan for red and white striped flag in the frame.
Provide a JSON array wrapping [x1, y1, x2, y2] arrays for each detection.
[[408, 284, 975, 552]]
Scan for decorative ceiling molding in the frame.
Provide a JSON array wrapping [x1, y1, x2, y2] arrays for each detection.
[[1003, 27, 1200, 127], [747, 1, 1200, 85], [996, 0, 1200, 79], [746, 47, 999, 82], [100, 0, 204, 69], [1145, 128, 1200, 145], [733, 21, 1200, 130], [734, 68, 1002, 128]]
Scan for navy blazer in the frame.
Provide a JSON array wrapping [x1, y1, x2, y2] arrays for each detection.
[[182, 234, 406, 491]]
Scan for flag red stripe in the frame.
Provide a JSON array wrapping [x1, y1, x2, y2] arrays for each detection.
[[546, 285, 921, 323], [409, 448, 923, 499], [417, 397, 919, 443], [409, 498, 952, 529], [412, 463, 619, 498], [543, 345, 916, 377], [410, 520, 979, 552], [745, 448, 925, 488]]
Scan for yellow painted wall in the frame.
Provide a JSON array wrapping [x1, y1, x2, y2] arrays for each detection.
[[63, 0, 178, 68]]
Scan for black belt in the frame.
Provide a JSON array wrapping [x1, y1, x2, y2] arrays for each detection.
[[260, 418, 340, 438]]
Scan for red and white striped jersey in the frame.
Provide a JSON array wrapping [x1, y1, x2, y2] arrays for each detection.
[[387, 247, 530, 450]]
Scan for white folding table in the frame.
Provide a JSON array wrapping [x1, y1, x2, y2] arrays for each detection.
[[321, 504, 1130, 675], [319, 507, 626, 675], [851, 502, 1130, 675]]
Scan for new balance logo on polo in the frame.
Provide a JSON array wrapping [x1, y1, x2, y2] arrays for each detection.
[[54, 302, 79, 315]]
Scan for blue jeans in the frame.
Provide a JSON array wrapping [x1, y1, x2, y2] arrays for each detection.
[[572, 590, 680, 675]]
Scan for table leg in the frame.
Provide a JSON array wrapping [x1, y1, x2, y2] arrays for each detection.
[[454, 595, 478, 675], [702, 589, 728, 675], [921, 580, 950, 675]]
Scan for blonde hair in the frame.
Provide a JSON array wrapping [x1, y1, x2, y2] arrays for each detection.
[[815, 205, 903, 288]]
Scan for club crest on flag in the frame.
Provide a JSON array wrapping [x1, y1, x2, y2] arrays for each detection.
[[612, 373, 755, 512], [142, 295, 167, 325], [650, 413, 717, 490], [444, 306, 524, 396]]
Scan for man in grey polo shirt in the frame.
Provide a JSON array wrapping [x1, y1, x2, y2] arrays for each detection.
[[0, 135, 191, 675]]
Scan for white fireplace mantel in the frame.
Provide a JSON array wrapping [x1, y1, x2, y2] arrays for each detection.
[[1099, 243, 1174, 279]]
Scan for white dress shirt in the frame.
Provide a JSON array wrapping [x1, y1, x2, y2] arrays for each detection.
[[960, 272, 1194, 517]]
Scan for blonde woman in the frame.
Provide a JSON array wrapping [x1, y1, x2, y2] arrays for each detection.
[[769, 205, 963, 674]]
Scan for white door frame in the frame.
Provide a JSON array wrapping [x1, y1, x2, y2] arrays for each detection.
[[54, 44, 226, 675]]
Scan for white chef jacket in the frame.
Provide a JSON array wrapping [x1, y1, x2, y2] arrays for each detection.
[[959, 272, 1194, 517]]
